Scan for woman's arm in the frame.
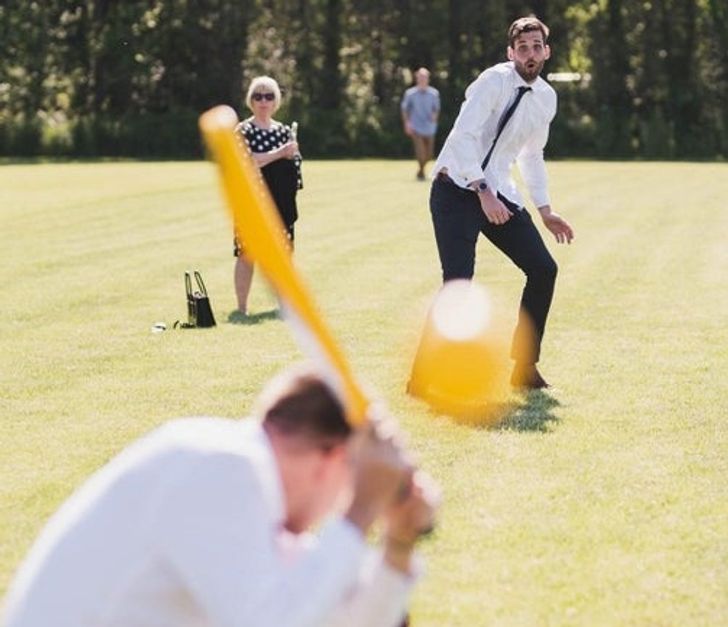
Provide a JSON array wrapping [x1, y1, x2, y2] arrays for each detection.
[[251, 141, 299, 168]]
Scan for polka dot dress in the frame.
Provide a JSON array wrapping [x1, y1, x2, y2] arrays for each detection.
[[236, 119, 303, 190], [232, 118, 302, 256]]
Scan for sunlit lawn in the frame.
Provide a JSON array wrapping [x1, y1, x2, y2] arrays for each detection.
[[1, 159, 726, 625]]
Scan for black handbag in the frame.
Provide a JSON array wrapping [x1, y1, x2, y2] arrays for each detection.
[[181, 271, 216, 328]]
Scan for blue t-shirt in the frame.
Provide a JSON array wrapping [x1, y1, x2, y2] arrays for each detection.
[[401, 86, 440, 136]]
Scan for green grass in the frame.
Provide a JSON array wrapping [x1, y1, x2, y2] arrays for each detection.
[[1, 160, 726, 625]]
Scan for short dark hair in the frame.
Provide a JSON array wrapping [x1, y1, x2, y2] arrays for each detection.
[[259, 364, 351, 446], [508, 16, 550, 47]]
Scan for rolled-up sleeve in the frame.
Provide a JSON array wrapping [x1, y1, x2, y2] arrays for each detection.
[[516, 123, 551, 207], [400, 91, 410, 112], [325, 551, 422, 627]]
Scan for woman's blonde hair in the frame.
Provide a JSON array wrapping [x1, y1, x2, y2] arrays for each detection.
[[245, 75, 282, 111]]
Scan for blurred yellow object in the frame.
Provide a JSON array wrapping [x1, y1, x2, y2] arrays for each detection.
[[408, 280, 511, 423]]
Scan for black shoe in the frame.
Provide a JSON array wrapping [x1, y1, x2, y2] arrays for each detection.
[[510, 363, 550, 390], [416, 171, 426, 181]]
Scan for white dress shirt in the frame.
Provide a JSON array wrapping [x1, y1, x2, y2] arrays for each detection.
[[3, 419, 415, 627], [432, 61, 557, 208]]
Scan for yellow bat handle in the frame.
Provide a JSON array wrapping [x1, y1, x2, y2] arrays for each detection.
[[199, 106, 369, 427]]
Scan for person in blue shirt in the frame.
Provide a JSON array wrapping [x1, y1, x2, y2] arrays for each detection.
[[401, 68, 440, 180]]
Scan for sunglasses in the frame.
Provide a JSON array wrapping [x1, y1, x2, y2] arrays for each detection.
[[252, 92, 276, 102]]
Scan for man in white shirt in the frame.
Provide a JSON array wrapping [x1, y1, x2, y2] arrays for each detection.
[[430, 16, 574, 389], [3, 363, 438, 627]]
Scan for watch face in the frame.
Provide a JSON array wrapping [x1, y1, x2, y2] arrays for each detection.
[[478, 182, 488, 192]]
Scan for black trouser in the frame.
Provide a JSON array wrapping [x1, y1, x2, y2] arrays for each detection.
[[429, 176, 557, 364]]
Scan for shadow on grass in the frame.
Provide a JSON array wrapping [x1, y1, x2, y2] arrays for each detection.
[[414, 389, 561, 432], [227, 309, 280, 326], [494, 390, 561, 432]]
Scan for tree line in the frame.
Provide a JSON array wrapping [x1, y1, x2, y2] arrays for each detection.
[[1, 0, 726, 159]]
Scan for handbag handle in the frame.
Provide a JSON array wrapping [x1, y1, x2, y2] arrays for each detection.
[[194, 271, 208, 296], [185, 272, 193, 299]]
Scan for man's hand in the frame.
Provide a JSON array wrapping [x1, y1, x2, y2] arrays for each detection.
[[538, 205, 574, 244], [478, 189, 512, 225], [383, 472, 441, 573], [403, 120, 414, 137], [345, 414, 413, 535], [385, 471, 440, 542]]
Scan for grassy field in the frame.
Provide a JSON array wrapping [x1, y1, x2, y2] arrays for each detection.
[[1, 159, 726, 625]]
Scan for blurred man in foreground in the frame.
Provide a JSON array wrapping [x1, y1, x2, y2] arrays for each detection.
[[3, 363, 439, 627]]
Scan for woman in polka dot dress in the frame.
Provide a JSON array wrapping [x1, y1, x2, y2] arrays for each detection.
[[233, 75, 303, 315]]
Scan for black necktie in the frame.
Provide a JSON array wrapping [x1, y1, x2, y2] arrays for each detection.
[[481, 85, 532, 170]]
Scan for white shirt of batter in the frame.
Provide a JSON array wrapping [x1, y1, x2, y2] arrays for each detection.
[[3, 419, 416, 627]]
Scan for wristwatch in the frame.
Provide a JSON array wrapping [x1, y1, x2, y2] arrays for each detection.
[[475, 180, 489, 195]]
